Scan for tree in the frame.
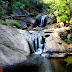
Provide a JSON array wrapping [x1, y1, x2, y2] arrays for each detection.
[[48, 0, 72, 23]]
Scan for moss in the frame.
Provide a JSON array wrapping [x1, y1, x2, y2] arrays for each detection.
[[0, 20, 2, 24], [3, 21, 9, 26], [0, 43, 14, 50], [10, 21, 21, 28], [7, 44, 11, 47], [64, 56, 72, 66]]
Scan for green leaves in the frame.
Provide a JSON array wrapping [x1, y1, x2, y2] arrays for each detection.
[[20, 6, 23, 9], [64, 34, 71, 44], [3, 21, 9, 26], [49, 0, 71, 22], [10, 21, 21, 28], [64, 56, 72, 66], [16, 2, 21, 6], [15, 1, 23, 9]]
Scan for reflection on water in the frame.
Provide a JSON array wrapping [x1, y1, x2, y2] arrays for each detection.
[[3, 54, 72, 72]]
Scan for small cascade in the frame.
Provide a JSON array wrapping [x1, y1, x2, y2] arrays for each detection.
[[40, 15, 47, 27], [33, 35, 45, 54], [34, 15, 47, 27]]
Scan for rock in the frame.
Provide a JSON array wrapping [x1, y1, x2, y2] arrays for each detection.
[[41, 53, 66, 57], [0, 24, 30, 55], [47, 13, 56, 24], [56, 22, 64, 28], [0, 44, 27, 67], [45, 32, 65, 52]]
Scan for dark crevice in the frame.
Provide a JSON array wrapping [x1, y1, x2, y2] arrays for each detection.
[[45, 35, 50, 38], [44, 32, 53, 33], [58, 42, 62, 45], [22, 28, 28, 30], [27, 41, 34, 54]]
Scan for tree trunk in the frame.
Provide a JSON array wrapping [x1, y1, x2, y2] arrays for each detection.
[[68, 12, 71, 24]]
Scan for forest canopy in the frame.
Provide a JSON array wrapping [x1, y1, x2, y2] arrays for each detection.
[[0, 0, 72, 23]]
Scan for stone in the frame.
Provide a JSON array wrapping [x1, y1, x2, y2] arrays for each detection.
[[0, 44, 27, 67], [0, 25, 30, 55]]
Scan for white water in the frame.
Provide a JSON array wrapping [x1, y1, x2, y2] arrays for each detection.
[[35, 36, 43, 54], [41, 15, 47, 27]]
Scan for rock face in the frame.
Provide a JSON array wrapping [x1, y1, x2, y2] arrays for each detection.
[[0, 24, 31, 67], [0, 24, 30, 55], [0, 44, 27, 67], [44, 28, 72, 52]]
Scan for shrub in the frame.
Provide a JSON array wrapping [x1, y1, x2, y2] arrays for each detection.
[[20, 6, 23, 9], [3, 21, 9, 26], [16, 2, 21, 6], [10, 21, 21, 28], [64, 39, 71, 44]]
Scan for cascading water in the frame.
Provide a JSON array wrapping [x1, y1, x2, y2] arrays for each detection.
[[32, 31, 45, 54], [34, 14, 48, 27], [40, 15, 47, 27], [35, 36, 43, 54]]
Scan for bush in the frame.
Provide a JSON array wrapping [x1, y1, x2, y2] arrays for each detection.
[[3, 21, 9, 26], [10, 21, 21, 28], [16, 2, 21, 6], [64, 39, 71, 44], [20, 6, 23, 9]]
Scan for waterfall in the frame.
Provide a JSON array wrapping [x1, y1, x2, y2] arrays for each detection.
[[41, 15, 47, 27], [32, 31, 45, 54], [35, 36, 43, 54]]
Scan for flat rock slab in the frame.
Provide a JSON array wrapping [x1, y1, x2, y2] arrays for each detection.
[[0, 44, 27, 67], [0, 25, 30, 55], [44, 27, 72, 53]]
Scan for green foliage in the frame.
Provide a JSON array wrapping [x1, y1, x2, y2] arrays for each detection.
[[15, 1, 23, 9], [20, 6, 23, 9], [0, 20, 2, 24], [7, 44, 11, 47], [5, 0, 14, 15], [67, 34, 71, 40], [3, 21, 9, 26], [10, 21, 21, 28], [64, 39, 71, 44], [16, 2, 21, 6], [29, 13, 33, 16], [0, 1, 3, 7], [47, 0, 71, 22], [24, 0, 30, 6], [64, 34, 71, 44], [64, 56, 72, 66]]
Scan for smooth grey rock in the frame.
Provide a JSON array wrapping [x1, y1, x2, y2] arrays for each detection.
[[0, 44, 27, 67], [0, 24, 30, 55]]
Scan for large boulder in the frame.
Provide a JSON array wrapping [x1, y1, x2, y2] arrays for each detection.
[[46, 13, 56, 24], [0, 44, 27, 67], [0, 24, 30, 55]]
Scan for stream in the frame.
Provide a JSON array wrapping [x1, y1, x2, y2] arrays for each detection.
[[3, 54, 72, 72]]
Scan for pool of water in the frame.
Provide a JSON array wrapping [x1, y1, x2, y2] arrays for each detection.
[[3, 54, 72, 72]]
